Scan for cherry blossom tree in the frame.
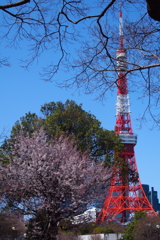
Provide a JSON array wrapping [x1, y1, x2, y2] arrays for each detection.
[[0, 128, 110, 240]]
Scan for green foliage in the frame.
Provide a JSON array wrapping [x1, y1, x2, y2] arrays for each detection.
[[41, 100, 122, 161], [121, 221, 136, 240], [93, 227, 115, 234], [59, 219, 73, 232], [77, 222, 97, 235], [60, 222, 116, 235], [134, 211, 147, 221], [11, 112, 43, 138], [113, 151, 139, 186], [0, 151, 9, 165], [1, 112, 43, 162], [6, 100, 122, 164], [0, 139, 11, 164], [121, 211, 147, 240]]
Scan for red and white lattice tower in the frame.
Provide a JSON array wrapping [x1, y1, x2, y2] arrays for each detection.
[[97, 8, 156, 223]]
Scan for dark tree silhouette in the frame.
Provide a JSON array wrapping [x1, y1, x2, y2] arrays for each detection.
[[146, 0, 160, 21]]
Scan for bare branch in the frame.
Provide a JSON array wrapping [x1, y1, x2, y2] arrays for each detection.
[[0, 0, 160, 123], [0, 0, 30, 9]]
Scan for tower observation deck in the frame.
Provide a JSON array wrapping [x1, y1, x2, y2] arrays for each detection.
[[97, 8, 156, 223]]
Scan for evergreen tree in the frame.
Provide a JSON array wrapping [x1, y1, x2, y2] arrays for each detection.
[[6, 100, 122, 164]]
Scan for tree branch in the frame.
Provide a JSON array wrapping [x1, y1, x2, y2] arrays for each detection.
[[0, 0, 30, 9], [59, 0, 116, 25]]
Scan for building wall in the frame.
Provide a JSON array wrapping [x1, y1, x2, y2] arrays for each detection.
[[78, 233, 123, 240], [142, 184, 160, 212]]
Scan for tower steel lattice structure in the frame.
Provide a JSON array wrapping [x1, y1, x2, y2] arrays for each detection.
[[97, 9, 156, 223]]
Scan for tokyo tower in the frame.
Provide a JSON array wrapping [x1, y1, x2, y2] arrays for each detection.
[[97, 7, 157, 223]]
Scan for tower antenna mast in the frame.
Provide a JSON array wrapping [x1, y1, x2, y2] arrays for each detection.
[[119, 0, 123, 49]]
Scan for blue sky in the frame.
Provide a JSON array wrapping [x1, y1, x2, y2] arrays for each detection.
[[0, 2, 160, 199]]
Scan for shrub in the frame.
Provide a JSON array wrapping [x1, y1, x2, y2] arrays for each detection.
[[93, 227, 115, 234]]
